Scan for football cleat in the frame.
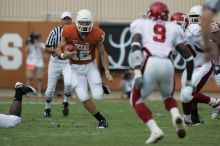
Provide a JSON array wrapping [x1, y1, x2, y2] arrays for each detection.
[[44, 108, 51, 117], [97, 120, 108, 128], [62, 102, 69, 116], [211, 99, 220, 119], [192, 120, 204, 126], [173, 116, 186, 138], [184, 118, 193, 126], [191, 110, 203, 126], [145, 129, 164, 144], [15, 82, 37, 96], [102, 84, 110, 94]]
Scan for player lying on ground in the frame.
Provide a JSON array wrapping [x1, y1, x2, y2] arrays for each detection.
[[0, 82, 36, 128]]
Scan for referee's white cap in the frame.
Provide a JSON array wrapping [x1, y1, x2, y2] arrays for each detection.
[[61, 11, 72, 19]]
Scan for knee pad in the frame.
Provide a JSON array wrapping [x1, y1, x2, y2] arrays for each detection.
[[92, 88, 103, 101], [44, 95, 52, 102], [45, 86, 56, 99], [90, 83, 103, 101], [180, 86, 194, 103], [75, 87, 89, 102], [45, 92, 54, 100]]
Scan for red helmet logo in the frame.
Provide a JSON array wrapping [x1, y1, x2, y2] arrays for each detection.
[[170, 12, 189, 30], [147, 2, 169, 21]]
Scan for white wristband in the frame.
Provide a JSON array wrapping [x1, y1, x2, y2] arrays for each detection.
[[61, 53, 65, 59], [131, 50, 143, 67], [184, 56, 193, 62], [131, 42, 141, 48], [134, 69, 142, 79]]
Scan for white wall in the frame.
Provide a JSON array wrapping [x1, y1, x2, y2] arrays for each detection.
[[0, 0, 219, 22]]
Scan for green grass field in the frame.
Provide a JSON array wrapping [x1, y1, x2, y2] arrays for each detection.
[[0, 98, 220, 146]]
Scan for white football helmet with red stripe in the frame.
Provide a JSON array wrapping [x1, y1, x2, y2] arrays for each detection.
[[76, 9, 93, 32]]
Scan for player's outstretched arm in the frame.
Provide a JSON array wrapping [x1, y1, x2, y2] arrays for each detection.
[[130, 33, 143, 89], [97, 41, 113, 82]]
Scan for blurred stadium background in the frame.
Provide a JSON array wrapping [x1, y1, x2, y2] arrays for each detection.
[[0, 0, 219, 92], [1, 1, 220, 146]]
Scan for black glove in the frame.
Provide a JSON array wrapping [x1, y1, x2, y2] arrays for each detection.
[[102, 84, 110, 94]]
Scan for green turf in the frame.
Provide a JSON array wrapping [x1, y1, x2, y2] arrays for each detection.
[[0, 99, 219, 146]]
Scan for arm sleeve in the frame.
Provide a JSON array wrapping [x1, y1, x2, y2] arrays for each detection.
[[45, 29, 55, 48]]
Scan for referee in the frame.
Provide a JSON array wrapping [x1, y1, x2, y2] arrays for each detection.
[[44, 11, 73, 117]]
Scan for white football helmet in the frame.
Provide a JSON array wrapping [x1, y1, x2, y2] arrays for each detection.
[[75, 9, 93, 32], [188, 5, 202, 24]]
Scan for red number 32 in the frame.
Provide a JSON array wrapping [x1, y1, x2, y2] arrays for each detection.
[[153, 24, 166, 43]]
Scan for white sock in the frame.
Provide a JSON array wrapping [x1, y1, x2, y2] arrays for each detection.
[[170, 107, 181, 119], [209, 98, 217, 107], [170, 108, 180, 115], [63, 95, 69, 103], [146, 119, 161, 132], [45, 102, 51, 109], [183, 114, 191, 121]]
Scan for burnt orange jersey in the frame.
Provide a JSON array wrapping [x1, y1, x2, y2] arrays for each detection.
[[62, 24, 104, 64]]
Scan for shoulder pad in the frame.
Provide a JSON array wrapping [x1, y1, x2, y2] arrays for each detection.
[[185, 24, 201, 37], [130, 19, 145, 31]]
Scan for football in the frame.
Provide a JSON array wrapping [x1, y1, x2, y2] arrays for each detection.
[[62, 44, 75, 52]]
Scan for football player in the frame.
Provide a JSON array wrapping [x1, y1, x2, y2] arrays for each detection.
[[0, 82, 36, 128], [129, 2, 193, 144], [170, 12, 202, 125], [171, 6, 220, 126], [56, 9, 113, 128]]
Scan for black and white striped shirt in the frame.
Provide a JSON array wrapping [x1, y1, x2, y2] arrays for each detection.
[[45, 26, 62, 48]]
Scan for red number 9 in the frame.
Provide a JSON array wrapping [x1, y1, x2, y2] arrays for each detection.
[[153, 24, 166, 43]]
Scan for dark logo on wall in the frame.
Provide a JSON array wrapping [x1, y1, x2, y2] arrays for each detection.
[[100, 23, 185, 71], [100, 23, 132, 69]]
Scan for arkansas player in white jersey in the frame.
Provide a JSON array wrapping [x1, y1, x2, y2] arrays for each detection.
[[129, 2, 194, 144], [171, 6, 220, 125]]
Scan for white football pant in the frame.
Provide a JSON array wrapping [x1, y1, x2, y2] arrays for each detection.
[[181, 61, 213, 103], [0, 114, 21, 128], [131, 57, 174, 105], [45, 58, 72, 101], [71, 62, 103, 102]]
